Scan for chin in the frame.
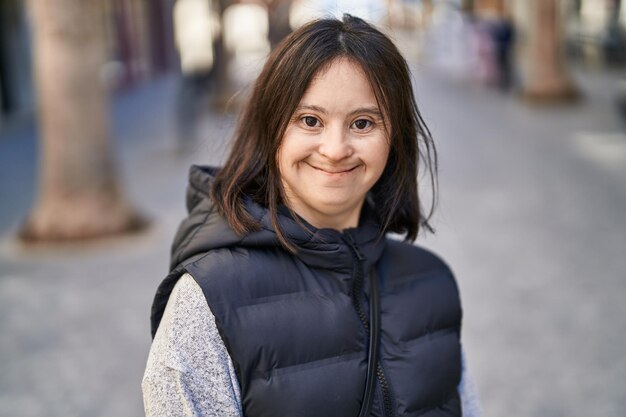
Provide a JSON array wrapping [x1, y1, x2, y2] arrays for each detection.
[[313, 200, 358, 216]]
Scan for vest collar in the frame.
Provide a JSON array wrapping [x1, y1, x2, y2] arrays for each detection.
[[248, 197, 385, 273], [183, 165, 386, 273]]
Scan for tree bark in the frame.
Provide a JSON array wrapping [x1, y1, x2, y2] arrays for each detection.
[[267, 0, 292, 49], [521, 0, 579, 103], [19, 0, 147, 242], [210, 0, 235, 111]]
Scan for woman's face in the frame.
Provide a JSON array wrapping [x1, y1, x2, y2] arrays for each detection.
[[277, 58, 390, 230]]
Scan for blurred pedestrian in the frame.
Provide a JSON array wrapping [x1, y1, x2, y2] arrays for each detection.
[[173, 0, 219, 152], [471, 17, 498, 85], [491, 14, 515, 90], [143, 14, 482, 417]]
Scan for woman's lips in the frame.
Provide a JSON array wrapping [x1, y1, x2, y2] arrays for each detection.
[[308, 164, 358, 175]]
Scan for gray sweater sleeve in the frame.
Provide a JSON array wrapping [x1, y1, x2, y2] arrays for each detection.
[[142, 273, 243, 417], [142, 273, 483, 417], [459, 349, 484, 417]]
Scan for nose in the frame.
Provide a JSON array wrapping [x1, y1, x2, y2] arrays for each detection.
[[318, 125, 353, 161]]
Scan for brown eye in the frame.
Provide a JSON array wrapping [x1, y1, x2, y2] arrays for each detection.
[[303, 116, 319, 127], [352, 119, 372, 130]]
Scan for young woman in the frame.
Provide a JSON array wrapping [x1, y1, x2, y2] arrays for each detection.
[[143, 15, 482, 417]]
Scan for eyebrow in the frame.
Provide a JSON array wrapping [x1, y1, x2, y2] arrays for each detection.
[[296, 104, 383, 119]]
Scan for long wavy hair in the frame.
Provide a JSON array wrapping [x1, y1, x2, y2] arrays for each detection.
[[211, 14, 437, 250]]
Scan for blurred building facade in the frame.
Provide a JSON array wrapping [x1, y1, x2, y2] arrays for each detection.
[[0, 0, 178, 128], [467, 0, 626, 67], [3, 0, 626, 129]]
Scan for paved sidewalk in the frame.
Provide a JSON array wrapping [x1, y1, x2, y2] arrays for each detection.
[[1, 61, 625, 417]]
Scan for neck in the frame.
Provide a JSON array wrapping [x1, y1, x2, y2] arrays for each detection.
[[288, 202, 364, 231]]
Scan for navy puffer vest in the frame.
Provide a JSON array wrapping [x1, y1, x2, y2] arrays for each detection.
[[151, 166, 463, 417]]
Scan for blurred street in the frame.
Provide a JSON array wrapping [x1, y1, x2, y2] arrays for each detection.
[[1, 53, 626, 416]]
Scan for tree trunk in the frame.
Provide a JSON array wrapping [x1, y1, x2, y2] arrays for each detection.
[[267, 0, 292, 49], [19, 0, 147, 242], [521, 0, 579, 103], [211, 0, 236, 111]]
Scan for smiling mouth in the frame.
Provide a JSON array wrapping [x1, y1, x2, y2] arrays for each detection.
[[309, 164, 359, 175]]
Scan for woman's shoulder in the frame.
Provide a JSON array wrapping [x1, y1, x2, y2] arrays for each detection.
[[181, 245, 295, 304], [379, 240, 461, 306], [183, 244, 286, 279], [171, 272, 207, 308], [151, 273, 223, 363], [384, 238, 453, 271]]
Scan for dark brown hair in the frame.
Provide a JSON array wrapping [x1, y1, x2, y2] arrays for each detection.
[[212, 14, 437, 248]]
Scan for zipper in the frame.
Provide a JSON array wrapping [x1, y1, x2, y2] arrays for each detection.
[[343, 232, 374, 417], [343, 232, 395, 417], [377, 363, 394, 417], [344, 232, 368, 332]]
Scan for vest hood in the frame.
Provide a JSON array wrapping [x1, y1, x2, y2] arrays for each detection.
[[152, 164, 387, 339], [170, 165, 386, 273]]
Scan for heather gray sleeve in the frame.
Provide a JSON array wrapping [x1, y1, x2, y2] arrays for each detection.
[[142, 273, 243, 417], [458, 350, 484, 417]]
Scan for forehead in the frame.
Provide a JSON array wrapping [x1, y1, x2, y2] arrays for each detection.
[[299, 58, 378, 109], [310, 57, 368, 84]]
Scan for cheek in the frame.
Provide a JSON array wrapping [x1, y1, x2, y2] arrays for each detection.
[[276, 131, 292, 173], [276, 135, 302, 182], [366, 138, 391, 175], [276, 142, 294, 175], [277, 130, 313, 168]]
